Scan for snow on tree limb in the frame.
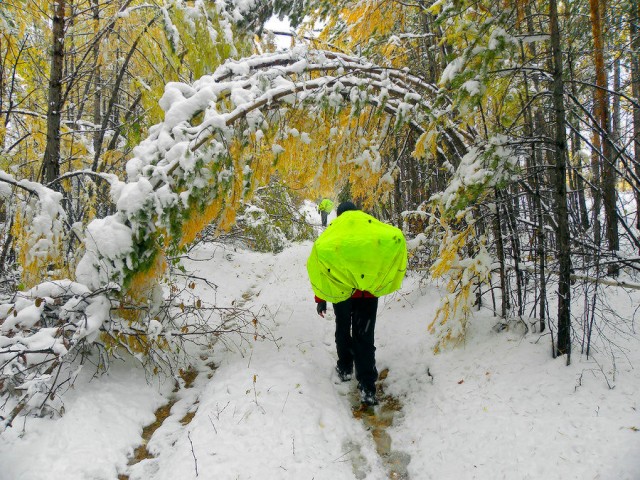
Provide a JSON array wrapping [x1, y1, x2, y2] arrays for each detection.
[[1, 46, 437, 424]]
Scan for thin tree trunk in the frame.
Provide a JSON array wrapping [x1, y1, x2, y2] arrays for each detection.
[[40, 0, 67, 184], [549, 0, 572, 360], [630, 0, 640, 230], [569, 113, 589, 231], [0, 224, 13, 274], [92, 0, 102, 162], [612, 55, 621, 143], [493, 190, 508, 319], [589, 0, 619, 275], [535, 177, 546, 332], [504, 194, 524, 317], [564, 48, 589, 231], [522, 5, 547, 331]]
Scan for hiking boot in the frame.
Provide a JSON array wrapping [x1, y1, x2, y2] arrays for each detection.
[[360, 388, 378, 406], [335, 366, 352, 382]]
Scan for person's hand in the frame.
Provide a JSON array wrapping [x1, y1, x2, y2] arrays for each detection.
[[316, 301, 327, 317]]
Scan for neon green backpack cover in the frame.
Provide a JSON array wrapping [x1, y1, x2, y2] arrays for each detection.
[[307, 210, 407, 303], [318, 199, 334, 212]]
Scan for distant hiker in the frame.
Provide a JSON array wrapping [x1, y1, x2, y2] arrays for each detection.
[[306, 201, 407, 406], [317, 198, 334, 227]]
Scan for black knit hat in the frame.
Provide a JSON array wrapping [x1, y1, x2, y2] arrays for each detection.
[[336, 201, 358, 216]]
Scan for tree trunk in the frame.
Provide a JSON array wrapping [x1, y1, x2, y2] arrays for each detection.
[[549, 0, 572, 360], [630, 0, 640, 230], [566, 47, 589, 232], [493, 191, 508, 319], [589, 0, 619, 275], [569, 103, 589, 232], [92, 0, 102, 164], [535, 177, 546, 332], [41, 0, 66, 184], [504, 194, 524, 317], [612, 54, 621, 143], [521, 6, 547, 331]]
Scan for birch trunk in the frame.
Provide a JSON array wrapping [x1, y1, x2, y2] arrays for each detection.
[[41, 0, 67, 184]]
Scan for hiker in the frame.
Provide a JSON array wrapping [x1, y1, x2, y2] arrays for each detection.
[[317, 198, 334, 227], [306, 201, 407, 406]]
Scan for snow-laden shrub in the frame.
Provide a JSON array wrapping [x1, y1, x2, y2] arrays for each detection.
[[237, 183, 315, 253]]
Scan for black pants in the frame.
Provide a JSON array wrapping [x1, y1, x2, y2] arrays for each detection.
[[333, 296, 378, 394], [320, 211, 328, 227]]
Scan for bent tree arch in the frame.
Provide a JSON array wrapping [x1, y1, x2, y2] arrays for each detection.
[[1, 46, 452, 426], [79, 46, 439, 298]]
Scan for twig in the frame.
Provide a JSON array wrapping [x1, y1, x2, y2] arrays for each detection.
[[332, 449, 355, 463], [187, 431, 199, 477], [247, 348, 253, 368], [281, 391, 290, 413], [0, 394, 30, 431], [208, 414, 217, 434], [252, 375, 259, 407]]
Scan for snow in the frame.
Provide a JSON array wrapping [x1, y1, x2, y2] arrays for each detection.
[[0, 181, 11, 198], [0, 170, 67, 262], [0, 363, 167, 480], [75, 215, 134, 290], [461, 79, 482, 96], [435, 137, 518, 213], [1, 208, 639, 480], [439, 57, 464, 86], [115, 177, 154, 214], [0, 302, 44, 333]]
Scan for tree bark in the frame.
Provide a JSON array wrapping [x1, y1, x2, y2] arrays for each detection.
[[589, 0, 619, 275], [92, 0, 102, 164], [612, 55, 621, 143], [535, 176, 546, 332], [630, 0, 640, 230], [549, 0, 572, 360], [504, 194, 524, 317], [41, 0, 67, 184], [521, 6, 547, 331], [493, 191, 508, 319]]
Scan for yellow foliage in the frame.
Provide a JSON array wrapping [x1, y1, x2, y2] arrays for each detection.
[[412, 132, 429, 160], [102, 325, 170, 356], [427, 207, 492, 353], [341, 0, 406, 54], [429, 283, 472, 354], [119, 252, 167, 323], [100, 149, 128, 173], [219, 204, 238, 231], [179, 200, 224, 248], [311, 0, 411, 68], [11, 208, 66, 289]]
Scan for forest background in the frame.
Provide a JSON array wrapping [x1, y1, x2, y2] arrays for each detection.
[[0, 0, 639, 444]]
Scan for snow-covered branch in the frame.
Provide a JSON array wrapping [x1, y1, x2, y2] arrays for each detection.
[[1, 46, 439, 425]]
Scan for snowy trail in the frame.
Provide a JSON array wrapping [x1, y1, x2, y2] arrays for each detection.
[[126, 241, 392, 479], [2, 231, 640, 480]]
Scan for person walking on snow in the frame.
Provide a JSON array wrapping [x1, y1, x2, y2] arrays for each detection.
[[306, 201, 407, 406], [317, 198, 334, 227]]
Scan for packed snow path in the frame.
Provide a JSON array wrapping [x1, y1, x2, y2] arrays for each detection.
[[1, 235, 640, 479], [120, 241, 406, 479]]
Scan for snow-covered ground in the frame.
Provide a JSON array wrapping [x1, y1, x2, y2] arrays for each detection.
[[1, 209, 639, 480]]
